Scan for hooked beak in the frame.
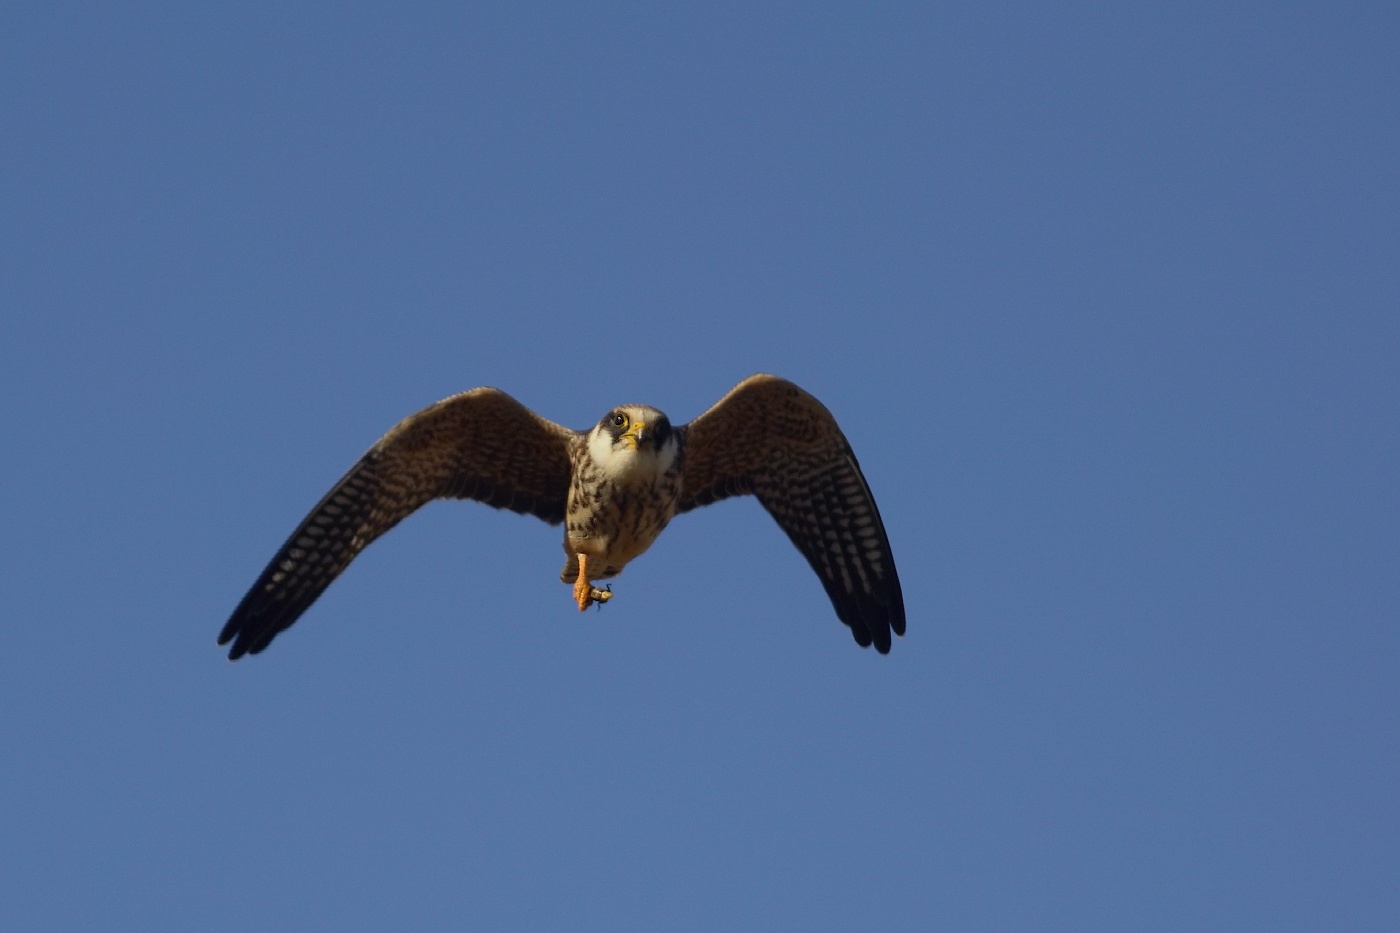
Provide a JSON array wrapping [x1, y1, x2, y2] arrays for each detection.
[[622, 421, 649, 449]]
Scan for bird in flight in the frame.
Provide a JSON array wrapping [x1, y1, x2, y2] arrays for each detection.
[[219, 374, 904, 659]]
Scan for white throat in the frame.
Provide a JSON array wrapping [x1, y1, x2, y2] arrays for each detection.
[[587, 427, 678, 482]]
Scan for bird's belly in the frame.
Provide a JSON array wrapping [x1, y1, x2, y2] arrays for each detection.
[[563, 492, 677, 580], [567, 514, 669, 576]]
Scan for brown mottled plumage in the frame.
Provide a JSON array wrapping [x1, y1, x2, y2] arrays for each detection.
[[677, 376, 904, 651], [218, 374, 904, 659]]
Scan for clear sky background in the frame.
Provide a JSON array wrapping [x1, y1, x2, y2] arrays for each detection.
[[2, 3, 1397, 930]]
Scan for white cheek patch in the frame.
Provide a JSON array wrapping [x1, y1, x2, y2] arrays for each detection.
[[589, 427, 639, 480], [588, 427, 616, 471], [654, 435, 679, 474]]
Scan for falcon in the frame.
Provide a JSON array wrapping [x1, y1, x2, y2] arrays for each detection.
[[219, 374, 905, 659]]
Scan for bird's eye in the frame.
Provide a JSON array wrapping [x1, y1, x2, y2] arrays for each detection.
[[611, 412, 627, 428]]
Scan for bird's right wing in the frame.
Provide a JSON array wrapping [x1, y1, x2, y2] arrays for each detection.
[[677, 374, 905, 653], [219, 388, 578, 659]]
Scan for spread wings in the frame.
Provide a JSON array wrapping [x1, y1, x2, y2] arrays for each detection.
[[678, 374, 906, 653], [219, 388, 577, 659]]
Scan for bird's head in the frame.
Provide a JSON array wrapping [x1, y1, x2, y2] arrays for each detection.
[[587, 404, 678, 478]]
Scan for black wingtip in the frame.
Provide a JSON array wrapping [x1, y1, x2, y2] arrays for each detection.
[[216, 623, 236, 648], [218, 605, 279, 660], [840, 597, 903, 654], [219, 628, 248, 661], [865, 621, 893, 655], [217, 614, 252, 661], [219, 619, 280, 661]]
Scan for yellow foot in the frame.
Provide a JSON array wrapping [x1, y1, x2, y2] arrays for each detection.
[[572, 554, 614, 611]]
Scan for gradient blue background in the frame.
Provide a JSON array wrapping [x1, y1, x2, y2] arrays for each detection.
[[3, 3, 1396, 930]]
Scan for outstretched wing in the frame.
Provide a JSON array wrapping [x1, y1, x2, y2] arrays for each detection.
[[219, 388, 578, 659], [677, 374, 906, 653]]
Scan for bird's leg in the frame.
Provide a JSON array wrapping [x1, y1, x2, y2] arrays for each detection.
[[572, 555, 592, 611], [572, 554, 614, 611]]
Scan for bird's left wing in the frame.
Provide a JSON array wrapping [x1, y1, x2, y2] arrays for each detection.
[[219, 388, 578, 659], [677, 374, 906, 653]]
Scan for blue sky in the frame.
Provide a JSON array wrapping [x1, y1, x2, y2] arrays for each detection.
[[2, 3, 1397, 930]]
